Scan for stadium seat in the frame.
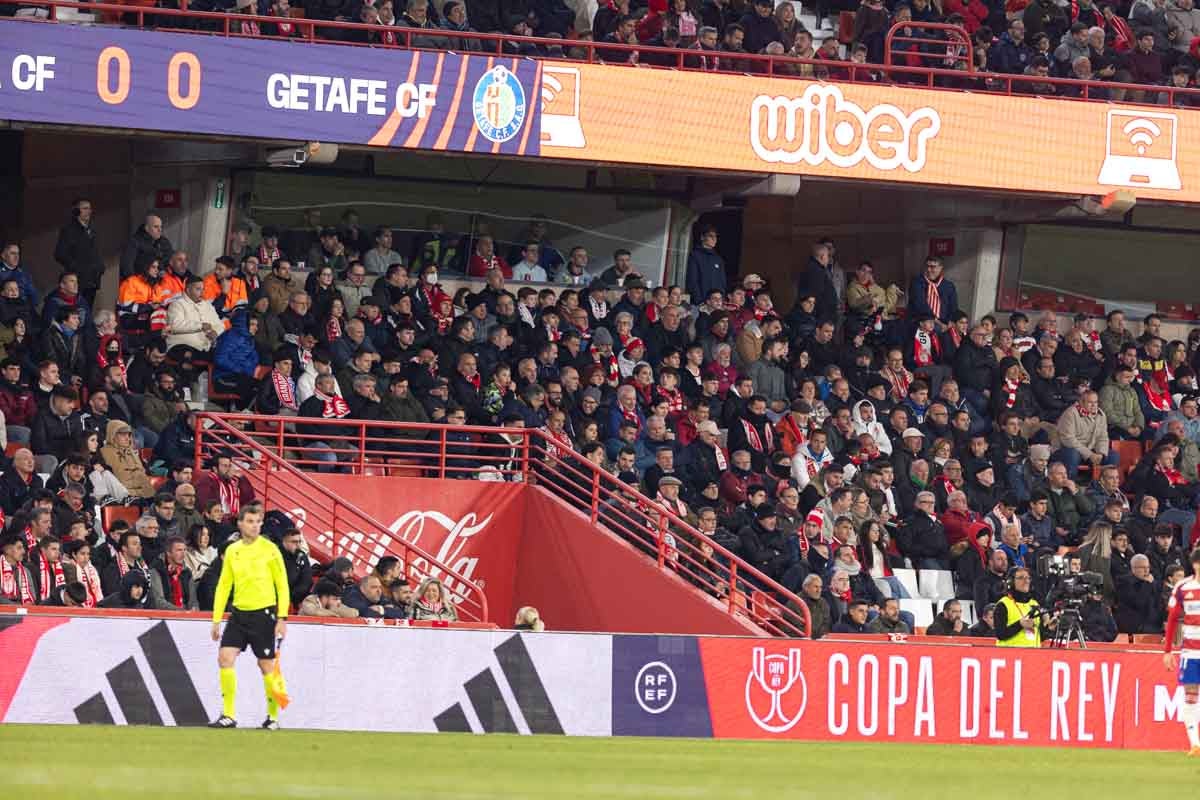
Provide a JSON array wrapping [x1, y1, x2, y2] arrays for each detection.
[[899, 598, 935, 629], [1113, 440, 1142, 484], [4, 442, 20, 458], [893, 568, 920, 599], [958, 599, 976, 627], [101, 505, 142, 532], [873, 577, 897, 598], [149, 476, 166, 492], [917, 569, 954, 601]]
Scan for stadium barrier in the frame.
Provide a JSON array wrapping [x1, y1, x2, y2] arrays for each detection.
[[0, 610, 1187, 750]]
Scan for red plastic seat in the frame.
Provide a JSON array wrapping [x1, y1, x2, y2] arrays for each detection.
[[101, 505, 142, 533]]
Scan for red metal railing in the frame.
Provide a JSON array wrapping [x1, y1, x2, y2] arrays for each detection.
[[193, 411, 814, 638], [6, 1, 1200, 108], [191, 412, 491, 623], [884, 20, 972, 70]]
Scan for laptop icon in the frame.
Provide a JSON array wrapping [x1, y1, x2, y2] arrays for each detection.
[[1097, 109, 1182, 191], [540, 65, 586, 149]]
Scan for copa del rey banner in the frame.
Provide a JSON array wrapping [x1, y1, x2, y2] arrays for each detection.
[[265, 476, 526, 623], [614, 636, 1183, 750]]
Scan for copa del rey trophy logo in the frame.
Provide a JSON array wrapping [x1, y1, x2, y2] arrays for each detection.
[[745, 647, 808, 733]]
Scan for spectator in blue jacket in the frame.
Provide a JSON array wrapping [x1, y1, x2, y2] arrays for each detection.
[[212, 309, 260, 408], [685, 226, 726, 304], [41, 271, 91, 331], [342, 574, 406, 619], [0, 242, 39, 308], [989, 19, 1034, 73], [908, 256, 959, 327]]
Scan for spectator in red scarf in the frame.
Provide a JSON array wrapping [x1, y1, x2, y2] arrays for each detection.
[[99, 529, 148, 596], [28, 535, 64, 604], [298, 374, 355, 472], [61, 538, 102, 607], [908, 256, 959, 328], [195, 455, 256, 520], [0, 533, 33, 605], [149, 536, 197, 611], [466, 235, 511, 278]]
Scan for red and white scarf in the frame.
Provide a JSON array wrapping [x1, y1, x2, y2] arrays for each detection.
[[882, 366, 912, 402], [712, 444, 728, 471], [258, 243, 281, 264], [1143, 378, 1173, 413], [1001, 378, 1019, 410], [542, 427, 573, 460], [1158, 463, 1186, 486], [0, 558, 33, 605], [238, 19, 261, 35], [464, 372, 481, 391], [325, 317, 342, 343], [740, 418, 774, 453], [19, 525, 35, 553], [656, 492, 689, 519], [591, 349, 619, 384], [657, 386, 686, 417], [913, 329, 940, 367], [165, 564, 184, 608], [1074, 400, 1093, 418], [588, 297, 608, 321], [315, 388, 351, 419], [115, 552, 146, 578], [544, 325, 561, 343], [620, 405, 642, 433], [777, 415, 808, 452], [77, 562, 102, 607], [214, 474, 241, 516], [272, 370, 298, 411], [926, 277, 943, 321], [37, 556, 64, 602], [935, 474, 955, 498]]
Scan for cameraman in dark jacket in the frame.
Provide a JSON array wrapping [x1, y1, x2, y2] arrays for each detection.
[[1080, 591, 1118, 642]]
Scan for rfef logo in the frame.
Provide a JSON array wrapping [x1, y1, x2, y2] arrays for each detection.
[[745, 646, 807, 733], [635, 661, 677, 714], [749, 84, 940, 173], [473, 65, 527, 143]]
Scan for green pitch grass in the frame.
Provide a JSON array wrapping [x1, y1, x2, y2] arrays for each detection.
[[2, 724, 1196, 799]]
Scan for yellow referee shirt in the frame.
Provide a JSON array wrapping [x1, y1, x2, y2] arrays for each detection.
[[211, 536, 290, 621]]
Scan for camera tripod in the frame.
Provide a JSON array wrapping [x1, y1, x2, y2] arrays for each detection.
[[1048, 607, 1087, 649]]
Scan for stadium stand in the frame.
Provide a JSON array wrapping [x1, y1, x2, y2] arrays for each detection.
[[0, 185, 1192, 647]]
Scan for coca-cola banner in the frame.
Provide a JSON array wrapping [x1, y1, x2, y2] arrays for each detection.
[[264, 476, 526, 623]]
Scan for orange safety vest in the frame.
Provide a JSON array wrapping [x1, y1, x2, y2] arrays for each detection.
[[202, 274, 248, 313]]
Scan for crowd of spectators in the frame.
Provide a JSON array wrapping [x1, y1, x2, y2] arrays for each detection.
[[24, 0, 1200, 103], [2, 197, 1199, 649]]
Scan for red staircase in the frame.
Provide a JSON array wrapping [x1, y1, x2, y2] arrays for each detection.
[[192, 413, 490, 623], [193, 413, 811, 637]]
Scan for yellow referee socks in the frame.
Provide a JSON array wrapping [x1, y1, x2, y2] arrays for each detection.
[[220, 668, 237, 719], [263, 674, 279, 721]]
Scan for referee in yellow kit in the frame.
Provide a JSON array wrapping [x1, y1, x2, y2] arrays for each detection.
[[208, 503, 291, 730]]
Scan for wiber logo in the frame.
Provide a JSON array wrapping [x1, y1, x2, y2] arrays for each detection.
[[750, 84, 940, 172]]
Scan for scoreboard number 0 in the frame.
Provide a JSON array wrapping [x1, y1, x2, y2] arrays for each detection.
[[96, 46, 201, 109]]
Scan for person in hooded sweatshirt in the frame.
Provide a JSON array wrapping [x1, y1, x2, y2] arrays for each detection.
[[99, 419, 154, 498], [851, 399, 892, 456], [98, 568, 151, 609]]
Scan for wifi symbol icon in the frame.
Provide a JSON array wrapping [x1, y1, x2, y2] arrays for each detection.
[[1098, 109, 1181, 191], [1123, 118, 1161, 155]]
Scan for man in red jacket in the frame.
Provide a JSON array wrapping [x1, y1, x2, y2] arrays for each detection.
[[0, 358, 37, 441]]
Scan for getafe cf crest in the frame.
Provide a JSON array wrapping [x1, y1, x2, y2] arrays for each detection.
[[472, 65, 527, 144]]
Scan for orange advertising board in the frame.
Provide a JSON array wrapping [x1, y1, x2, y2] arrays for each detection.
[[538, 63, 1198, 203]]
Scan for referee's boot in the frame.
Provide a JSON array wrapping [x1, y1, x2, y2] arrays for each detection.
[[261, 718, 280, 731], [208, 715, 237, 729]]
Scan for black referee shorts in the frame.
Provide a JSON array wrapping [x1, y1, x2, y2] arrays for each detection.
[[220, 607, 278, 660]]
